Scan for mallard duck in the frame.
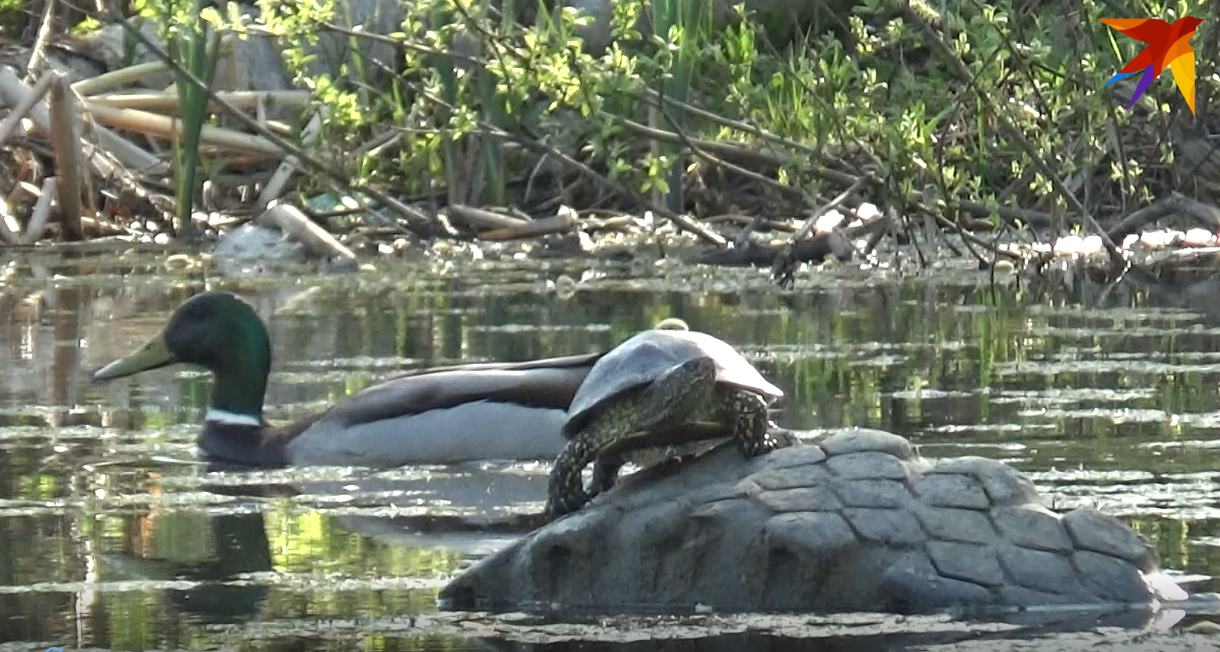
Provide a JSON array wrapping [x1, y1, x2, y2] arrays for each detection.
[[92, 291, 605, 468]]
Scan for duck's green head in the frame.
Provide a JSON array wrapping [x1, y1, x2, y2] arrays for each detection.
[[93, 291, 273, 420]]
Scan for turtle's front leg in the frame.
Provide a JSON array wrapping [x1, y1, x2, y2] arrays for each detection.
[[544, 440, 596, 519], [730, 391, 775, 458], [589, 455, 625, 498]]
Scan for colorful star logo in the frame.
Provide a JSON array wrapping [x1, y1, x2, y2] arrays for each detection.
[[1100, 16, 1204, 114]]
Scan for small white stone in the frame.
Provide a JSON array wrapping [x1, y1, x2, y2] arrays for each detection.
[[1053, 235, 1084, 254], [815, 210, 845, 232], [856, 203, 881, 221], [1184, 228, 1215, 246]]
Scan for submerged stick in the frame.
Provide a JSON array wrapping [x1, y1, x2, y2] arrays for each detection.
[[448, 204, 530, 231], [479, 209, 577, 240], [257, 202, 359, 265]]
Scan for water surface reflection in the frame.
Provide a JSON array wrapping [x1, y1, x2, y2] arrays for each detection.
[[1, 253, 1219, 649]]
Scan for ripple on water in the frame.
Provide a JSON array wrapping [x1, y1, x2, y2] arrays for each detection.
[[1, 257, 1220, 649]]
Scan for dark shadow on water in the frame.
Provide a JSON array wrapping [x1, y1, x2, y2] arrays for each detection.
[[458, 610, 1171, 649], [472, 636, 987, 652], [471, 636, 944, 652], [462, 606, 1168, 652], [0, 510, 271, 644], [1043, 258, 1220, 327], [164, 512, 274, 623]]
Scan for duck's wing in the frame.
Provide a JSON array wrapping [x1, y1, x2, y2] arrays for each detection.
[[273, 352, 605, 466], [321, 351, 604, 427]]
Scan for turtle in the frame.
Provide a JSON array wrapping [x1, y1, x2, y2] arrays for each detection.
[[543, 319, 784, 519]]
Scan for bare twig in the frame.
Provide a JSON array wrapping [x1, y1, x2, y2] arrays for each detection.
[[619, 114, 811, 204], [257, 109, 325, 210], [772, 174, 874, 287], [0, 72, 55, 148], [418, 92, 727, 247], [480, 210, 577, 240], [25, 0, 58, 79], [1106, 193, 1220, 243], [448, 204, 530, 230], [86, 89, 311, 113], [642, 89, 826, 162], [902, 3, 1121, 261], [22, 177, 57, 244], [657, 104, 823, 252], [0, 206, 19, 244], [931, 208, 1022, 264], [71, 61, 171, 96]]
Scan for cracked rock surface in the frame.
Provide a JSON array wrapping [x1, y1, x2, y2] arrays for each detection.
[[439, 429, 1186, 614]]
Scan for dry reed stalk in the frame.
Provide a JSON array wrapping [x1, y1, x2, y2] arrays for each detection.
[[48, 75, 84, 241]]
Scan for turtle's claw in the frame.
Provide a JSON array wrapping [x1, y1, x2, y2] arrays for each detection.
[[544, 493, 584, 520], [737, 433, 776, 458], [545, 470, 591, 519]]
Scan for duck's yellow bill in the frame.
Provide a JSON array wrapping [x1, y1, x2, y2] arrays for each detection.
[[93, 331, 177, 381]]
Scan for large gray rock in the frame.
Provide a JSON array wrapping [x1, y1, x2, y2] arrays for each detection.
[[439, 428, 1187, 614]]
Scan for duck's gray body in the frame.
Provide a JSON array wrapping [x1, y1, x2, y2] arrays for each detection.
[[442, 429, 1187, 614], [285, 366, 587, 466]]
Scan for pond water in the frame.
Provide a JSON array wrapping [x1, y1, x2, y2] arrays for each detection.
[[2, 250, 1220, 650]]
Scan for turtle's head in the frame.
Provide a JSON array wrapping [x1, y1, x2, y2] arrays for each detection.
[[93, 291, 272, 418], [654, 317, 689, 331]]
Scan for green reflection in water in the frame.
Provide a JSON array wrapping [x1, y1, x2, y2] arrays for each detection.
[[0, 257, 1219, 649]]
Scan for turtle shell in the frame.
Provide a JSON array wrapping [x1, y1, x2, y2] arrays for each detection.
[[563, 328, 783, 438]]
